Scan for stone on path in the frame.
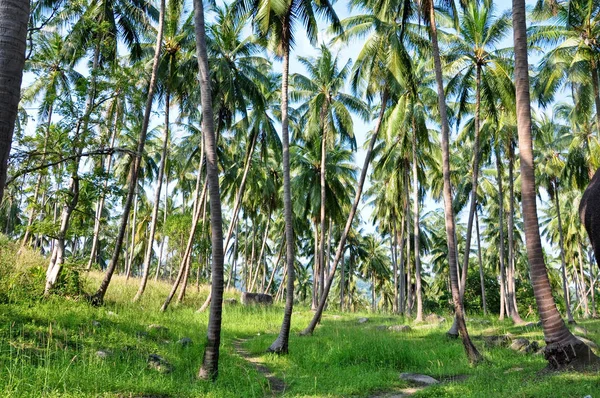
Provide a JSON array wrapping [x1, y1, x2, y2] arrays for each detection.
[[399, 373, 439, 386], [147, 354, 173, 374], [358, 317, 369, 324]]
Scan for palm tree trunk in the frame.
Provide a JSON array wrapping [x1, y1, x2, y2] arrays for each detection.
[[299, 90, 388, 336], [507, 141, 524, 323], [194, 0, 226, 380], [125, 189, 139, 280], [268, 22, 296, 353], [134, 91, 171, 302], [511, 0, 597, 367], [476, 208, 487, 315], [391, 221, 398, 314], [577, 244, 589, 317], [496, 152, 509, 322], [411, 118, 423, 322], [319, 105, 328, 309], [91, 0, 165, 305], [398, 192, 407, 315], [340, 245, 345, 311], [405, 169, 412, 317], [555, 183, 575, 323], [22, 106, 52, 249], [162, 176, 207, 311], [312, 219, 319, 309], [429, 3, 482, 364], [87, 107, 120, 270], [249, 212, 271, 292], [154, 172, 169, 281], [265, 241, 284, 294], [0, 0, 29, 204], [222, 131, 258, 257], [44, 175, 79, 295]]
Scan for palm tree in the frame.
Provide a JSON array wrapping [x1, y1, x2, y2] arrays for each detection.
[[292, 45, 368, 307], [236, 0, 341, 354], [91, 0, 166, 305], [0, 0, 30, 204], [511, 0, 598, 368], [193, 0, 226, 380], [445, 1, 513, 331], [421, 0, 483, 364]]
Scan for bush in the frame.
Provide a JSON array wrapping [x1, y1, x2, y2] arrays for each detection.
[[0, 234, 82, 302]]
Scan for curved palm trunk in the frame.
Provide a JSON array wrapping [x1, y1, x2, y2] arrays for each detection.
[[194, 0, 225, 380], [249, 212, 271, 292], [0, 0, 29, 204], [554, 182, 575, 323], [512, 0, 598, 368], [91, 0, 165, 305], [405, 167, 412, 317], [125, 190, 139, 279], [411, 123, 423, 322], [496, 152, 508, 321], [300, 91, 388, 336], [134, 91, 170, 302], [163, 176, 207, 312], [155, 172, 169, 281], [268, 26, 295, 354], [429, 4, 482, 364]]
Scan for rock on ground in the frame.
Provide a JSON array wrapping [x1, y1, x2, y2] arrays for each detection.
[[148, 324, 168, 332], [147, 354, 173, 374], [177, 337, 192, 346], [399, 373, 439, 386], [241, 292, 273, 305], [425, 314, 446, 324], [358, 317, 369, 324], [96, 350, 111, 359], [510, 338, 530, 352], [483, 335, 511, 348], [389, 325, 412, 332]]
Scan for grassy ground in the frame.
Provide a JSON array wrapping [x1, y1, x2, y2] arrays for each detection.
[[1, 270, 600, 397]]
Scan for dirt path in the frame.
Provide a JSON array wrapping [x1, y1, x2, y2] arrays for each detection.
[[369, 387, 424, 397], [233, 338, 287, 396]]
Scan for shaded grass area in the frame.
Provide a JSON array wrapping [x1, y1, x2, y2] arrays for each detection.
[[1, 272, 600, 397]]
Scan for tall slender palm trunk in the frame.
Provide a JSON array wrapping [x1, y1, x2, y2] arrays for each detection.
[[194, 0, 225, 380], [507, 142, 523, 322], [318, 106, 328, 308], [91, 0, 165, 305], [511, 0, 598, 368], [268, 25, 295, 353], [0, 0, 29, 204], [475, 208, 487, 315], [411, 122, 423, 322], [555, 182, 575, 323], [429, 3, 482, 364], [134, 91, 170, 302], [300, 91, 388, 336]]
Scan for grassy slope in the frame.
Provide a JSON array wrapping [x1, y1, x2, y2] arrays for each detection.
[[1, 271, 599, 397]]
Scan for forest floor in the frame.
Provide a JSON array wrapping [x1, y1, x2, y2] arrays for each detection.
[[1, 262, 600, 397]]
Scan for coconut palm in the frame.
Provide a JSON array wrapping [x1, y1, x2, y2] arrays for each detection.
[[511, 0, 599, 368]]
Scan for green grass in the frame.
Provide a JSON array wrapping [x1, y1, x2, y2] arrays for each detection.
[[1, 270, 600, 397]]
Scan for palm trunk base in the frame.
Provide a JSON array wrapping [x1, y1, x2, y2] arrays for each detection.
[[544, 340, 600, 370], [267, 334, 289, 354], [447, 315, 459, 338]]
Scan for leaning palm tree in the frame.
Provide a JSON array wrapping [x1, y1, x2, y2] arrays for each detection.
[[423, 0, 482, 364], [235, 0, 341, 354], [91, 0, 166, 305], [512, 0, 599, 369], [0, 0, 30, 204]]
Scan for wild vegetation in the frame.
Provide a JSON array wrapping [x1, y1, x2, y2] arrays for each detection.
[[1, 0, 600, 394]]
